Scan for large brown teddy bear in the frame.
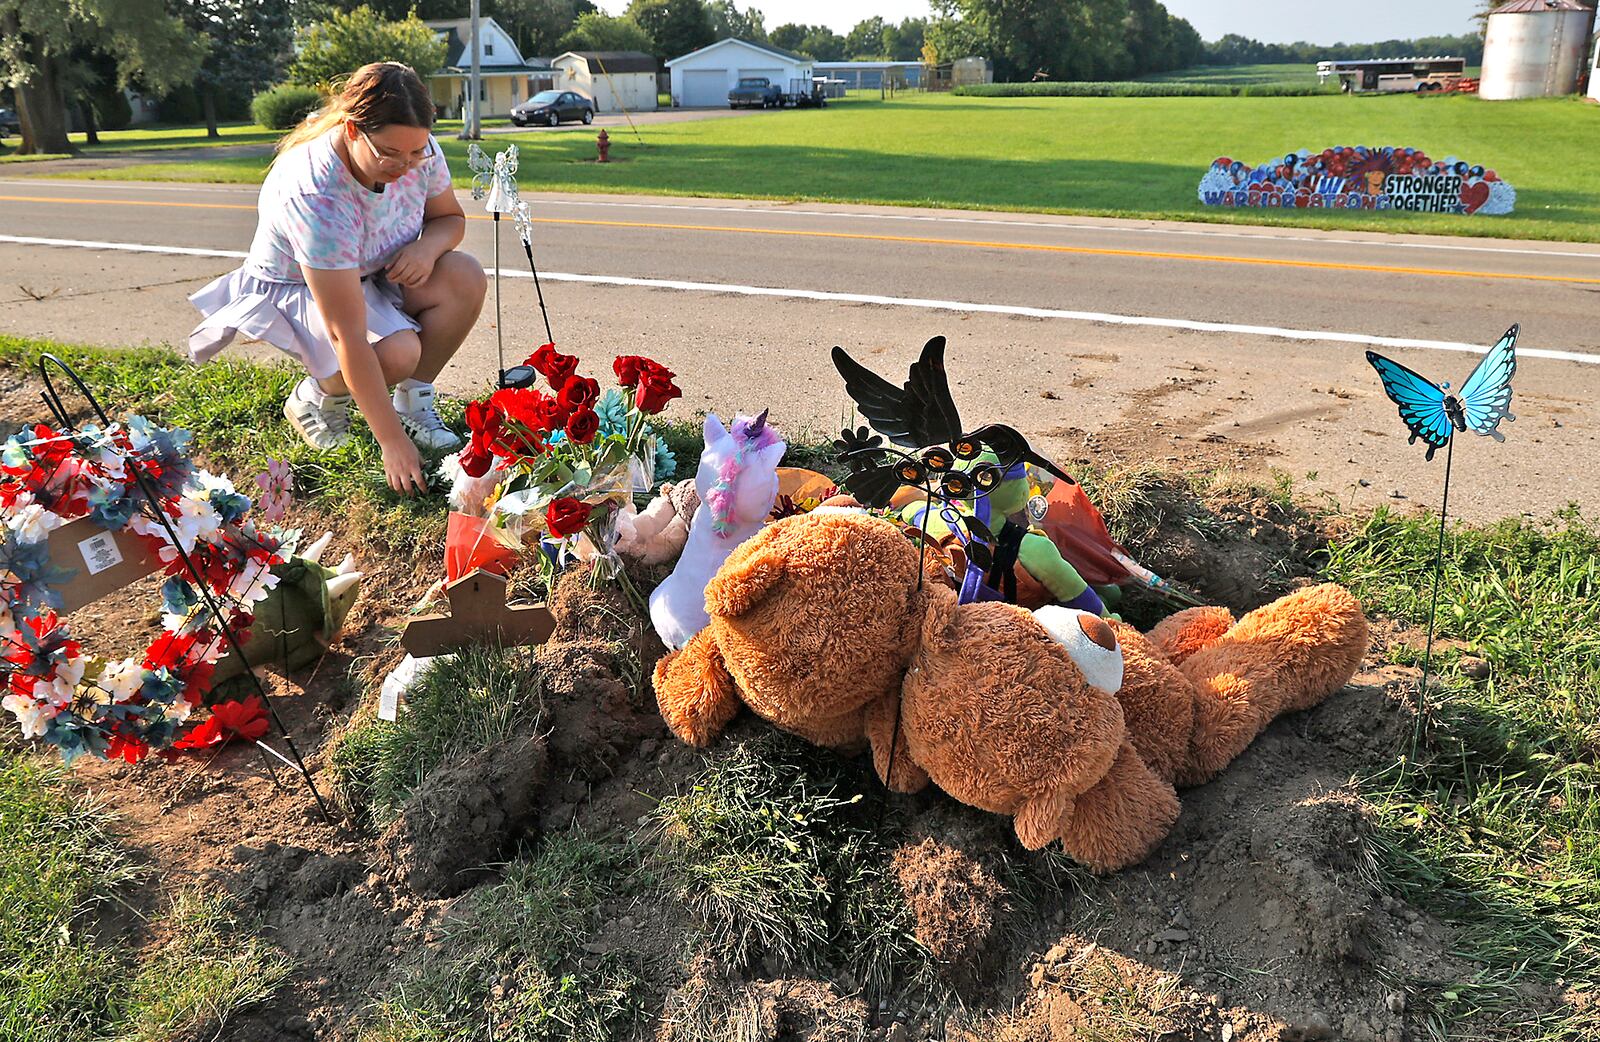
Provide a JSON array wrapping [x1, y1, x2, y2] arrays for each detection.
[[654, 511, 1369, 870]]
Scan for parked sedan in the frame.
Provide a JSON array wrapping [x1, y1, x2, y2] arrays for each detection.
[[0, 107, 20, 138], [511, 90, 594, 127]]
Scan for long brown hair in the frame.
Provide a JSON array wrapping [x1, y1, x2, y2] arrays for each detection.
[[276, 61, 434, 154]]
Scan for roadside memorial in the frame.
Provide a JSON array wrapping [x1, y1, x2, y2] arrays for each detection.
[[1366, 325, 1518, 721], [1, 356, 332, 816], [1199, 146, 1515, 214]]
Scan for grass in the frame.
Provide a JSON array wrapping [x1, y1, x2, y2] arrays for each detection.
[[328, 645, 546, 829], [1322, 508, 1600, 1040], [112, 890, 293, 1042], [652, 731, 931, 997], [0, 754, 289, 1041], [361, 832, 646, 1042], [41, 92, 1600, 241]]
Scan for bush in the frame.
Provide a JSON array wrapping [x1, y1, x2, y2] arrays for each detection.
[[158, 83, 202, 123], [90, 86, 133, 132], [952, 81, 1324, 98], [251, 84, 323, 131]]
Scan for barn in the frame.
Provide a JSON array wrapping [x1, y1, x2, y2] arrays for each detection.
[[550, 52, 659, 113], [666, 38, 814, 108]]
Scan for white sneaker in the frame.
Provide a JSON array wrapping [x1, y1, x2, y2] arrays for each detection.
[[392, 380, 463, 453], [284, 377, 353, 450]]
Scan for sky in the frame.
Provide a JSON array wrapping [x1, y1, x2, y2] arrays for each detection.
[[596, 0, 1478, 43]]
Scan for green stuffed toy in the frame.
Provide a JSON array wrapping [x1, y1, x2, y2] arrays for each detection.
[[901, 454, 1107, 615], [210, 531, 364, 691]]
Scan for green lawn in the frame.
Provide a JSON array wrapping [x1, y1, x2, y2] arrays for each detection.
[[49, 92, 1600, 242]]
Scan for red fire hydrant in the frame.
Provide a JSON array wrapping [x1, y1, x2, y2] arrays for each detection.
[[596, 129, 610, 163]]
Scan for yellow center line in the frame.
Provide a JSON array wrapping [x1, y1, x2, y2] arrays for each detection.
[[3, 192, 1596, 286]]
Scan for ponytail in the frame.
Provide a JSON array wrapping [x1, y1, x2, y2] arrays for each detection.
[[276, 61, 435, 155]]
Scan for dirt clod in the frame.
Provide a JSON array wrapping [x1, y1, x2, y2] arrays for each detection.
[[376, 733, 548, 897]]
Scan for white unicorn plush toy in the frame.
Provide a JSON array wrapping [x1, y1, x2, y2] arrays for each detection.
[[649, 411, 786, 650]]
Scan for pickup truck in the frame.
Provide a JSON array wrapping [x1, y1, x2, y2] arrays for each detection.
[[728, 77, 783, 109]]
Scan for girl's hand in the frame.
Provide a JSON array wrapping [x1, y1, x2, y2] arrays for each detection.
[[380, 433, 429, 496], [385, 241, 439, 287]]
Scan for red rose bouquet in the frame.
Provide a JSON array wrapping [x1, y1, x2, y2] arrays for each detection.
[[451, 344, 682, 604]]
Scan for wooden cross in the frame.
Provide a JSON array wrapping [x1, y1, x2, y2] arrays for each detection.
[[399, 568, 555, 658]]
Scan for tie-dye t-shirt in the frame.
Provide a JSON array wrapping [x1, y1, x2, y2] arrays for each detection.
[[243, 130, 452, 284]]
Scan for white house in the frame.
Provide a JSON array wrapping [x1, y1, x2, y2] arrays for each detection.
[[424, 17, 554, 118], [550, 52, 659, 113], [666, 38, 814, 108]]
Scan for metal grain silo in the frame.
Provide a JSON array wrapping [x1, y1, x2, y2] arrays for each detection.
[[1480, 0, 1596, 99]]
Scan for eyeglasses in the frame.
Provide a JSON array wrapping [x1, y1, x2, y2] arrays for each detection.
[[357, 128, 436, 172]]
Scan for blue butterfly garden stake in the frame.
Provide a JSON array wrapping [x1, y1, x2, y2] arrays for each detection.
[[1366, 325, 1518, 725]]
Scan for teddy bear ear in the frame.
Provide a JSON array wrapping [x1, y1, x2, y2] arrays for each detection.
[[704, 545, 785, 618], [703, 413, 729, 444]]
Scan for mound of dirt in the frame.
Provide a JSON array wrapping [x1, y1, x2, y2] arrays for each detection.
[[660, 955, 870, 1042], [892, 837, 1007, 976], [376, 733, 548, 898]]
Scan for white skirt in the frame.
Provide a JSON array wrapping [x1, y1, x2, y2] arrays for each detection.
[[188, 267, 421, 380]]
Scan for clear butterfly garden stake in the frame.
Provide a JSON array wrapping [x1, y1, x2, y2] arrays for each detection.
[[467, 143, 556, 388], [1366, 324, 1518, 727]]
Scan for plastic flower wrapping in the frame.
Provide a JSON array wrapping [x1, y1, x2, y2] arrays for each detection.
[[447, 344, 681, 602], [0, 419, 283, 764]]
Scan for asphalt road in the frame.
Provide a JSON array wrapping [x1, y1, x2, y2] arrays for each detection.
[[0, 178, 1595, 520]]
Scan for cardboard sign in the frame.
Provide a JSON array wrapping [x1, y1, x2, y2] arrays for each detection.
[[1198, 146, 1515, 215], [45, 516, 163, 614]]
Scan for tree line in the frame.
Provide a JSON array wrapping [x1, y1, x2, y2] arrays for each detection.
[[1201, 33, 1486, 68], [1, 0, 1492, 158]]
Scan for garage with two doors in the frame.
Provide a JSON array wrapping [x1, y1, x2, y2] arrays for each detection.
[[667, 38, 814, 107]]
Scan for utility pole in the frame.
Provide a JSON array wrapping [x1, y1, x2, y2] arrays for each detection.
[[460, 0, 482, 140]]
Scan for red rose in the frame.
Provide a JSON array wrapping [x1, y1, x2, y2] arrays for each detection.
[[464, 400, 501, 439], [613, 355, 649, 387], [545, 497, 592, 538], [543, 353, 579, 389], [565, 407, 600, 444], [535, 395, 571, 431], [557, 375, 600, 412], [526, 342, 559, 375], [635, 370, 682, 414], [460, 443, 493, 477]]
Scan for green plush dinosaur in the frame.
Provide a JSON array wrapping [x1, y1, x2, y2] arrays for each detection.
[[210, 532, 364, 691]]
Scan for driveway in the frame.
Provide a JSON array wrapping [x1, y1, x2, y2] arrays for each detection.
[[485, 107, 762, 133]]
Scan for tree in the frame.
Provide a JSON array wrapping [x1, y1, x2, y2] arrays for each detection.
[[845, 16, 886, 59], [555, 12, 654, 53], [0, 0, 202, 155], [883, 17, 927, 61], [770, 23, 845, 60], [494, 0, 598, 58], [627, 0, 713, 63], [176, 0, 292, 138], [704, 0, 764, 42], [800, 28, 846, 60], [288, 6, 448, 87]]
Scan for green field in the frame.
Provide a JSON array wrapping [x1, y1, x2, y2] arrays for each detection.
[[1138, 62, 1328, 86], [37, 92, 1600, 242]]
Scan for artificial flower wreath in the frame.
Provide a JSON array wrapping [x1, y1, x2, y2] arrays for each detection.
[[0, 418, 282, 764]]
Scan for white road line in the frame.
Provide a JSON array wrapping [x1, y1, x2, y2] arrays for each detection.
[[4, 232, 1597, 365], [8, 178, 1600, 260]]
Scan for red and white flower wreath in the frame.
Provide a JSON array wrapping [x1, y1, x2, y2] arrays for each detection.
[[0, 417, 282, 764]]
